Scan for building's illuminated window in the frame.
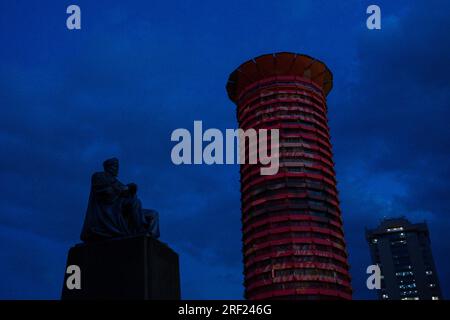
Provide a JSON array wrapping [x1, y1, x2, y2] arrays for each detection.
[[386, 227, 404, 232], [399, 283, 416, 289], [432, 296, 439, 300], [391, 240, 407, 245], [396, 271, 413, 276]]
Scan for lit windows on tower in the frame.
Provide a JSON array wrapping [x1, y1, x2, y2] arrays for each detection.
[[366, 217, 442, 300]]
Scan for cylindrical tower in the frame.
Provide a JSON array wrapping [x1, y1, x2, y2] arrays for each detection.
[[226, 52, 352, 300]]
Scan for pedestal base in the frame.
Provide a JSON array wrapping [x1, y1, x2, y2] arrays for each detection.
[[61, 235, 180, 300]]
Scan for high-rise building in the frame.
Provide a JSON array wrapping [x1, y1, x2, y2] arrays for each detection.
[[366, 217, 442, 300], [226, 52, 352, 300]]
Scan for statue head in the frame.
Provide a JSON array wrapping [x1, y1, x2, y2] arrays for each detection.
[[103, 157, 119, 177]]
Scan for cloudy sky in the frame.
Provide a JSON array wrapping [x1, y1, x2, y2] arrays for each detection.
[[0, 0, 449, 299]]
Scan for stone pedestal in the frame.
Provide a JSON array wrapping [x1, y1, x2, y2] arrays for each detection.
[[61, 235, 180, 300]]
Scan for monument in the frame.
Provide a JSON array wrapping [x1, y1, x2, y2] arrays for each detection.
[[61, 158, 181, 300]]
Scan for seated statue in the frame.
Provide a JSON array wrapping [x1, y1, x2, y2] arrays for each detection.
[[80, 158, 160, 242]]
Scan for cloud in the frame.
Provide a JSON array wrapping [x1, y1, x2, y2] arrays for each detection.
[[0, 0, 245, 298], [330, 0, 450, 298]]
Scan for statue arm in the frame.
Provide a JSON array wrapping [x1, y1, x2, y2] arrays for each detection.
[[113, 179, 133, 196], [111, 177, 137, 196], [91, 173, 118, 199], [91, 173, 135, 199]]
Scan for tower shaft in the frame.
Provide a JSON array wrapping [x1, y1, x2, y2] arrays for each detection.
[[227, 52, 352, 300]]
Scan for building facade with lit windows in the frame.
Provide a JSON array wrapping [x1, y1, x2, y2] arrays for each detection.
[[366, 217, 442, 300], [226, 52, 352, 300]]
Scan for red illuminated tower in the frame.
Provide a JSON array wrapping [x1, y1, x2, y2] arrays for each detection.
[[226, 52, 352, 300]]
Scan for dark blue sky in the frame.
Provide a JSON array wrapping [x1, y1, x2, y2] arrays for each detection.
[[1, 0, 449, 299]]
